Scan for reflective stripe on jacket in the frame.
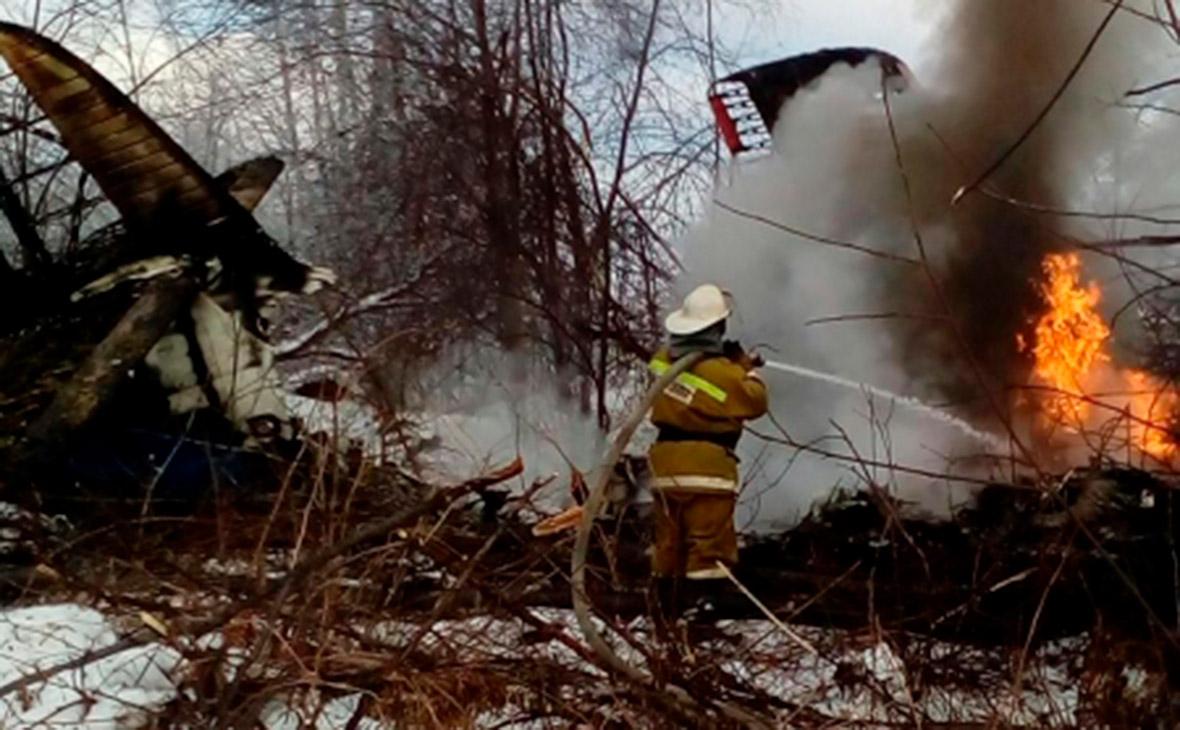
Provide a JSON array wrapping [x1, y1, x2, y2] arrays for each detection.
[[647, 348, 768, 493]]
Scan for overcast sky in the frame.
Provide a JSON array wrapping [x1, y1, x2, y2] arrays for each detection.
[[717, 1, 934, 74]]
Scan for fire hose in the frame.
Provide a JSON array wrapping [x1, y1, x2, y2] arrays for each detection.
[[569, 352, 770, 728], [566, 349, 1001, 726], [537, 354, 1001, 540]]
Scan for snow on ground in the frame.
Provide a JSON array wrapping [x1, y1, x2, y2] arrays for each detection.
[[718, 619, 1080, 725], [360, 608, 1083, 726], [0, 603, 1096, 726], [201, 549, 290, 580], [0, 604, 181, 728]]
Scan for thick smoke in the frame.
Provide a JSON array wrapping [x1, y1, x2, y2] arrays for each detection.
[[677, 1, 1180, 524], [884, 1, 1170, 413]]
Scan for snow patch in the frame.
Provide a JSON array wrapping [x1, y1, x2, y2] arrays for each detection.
[[0, 604, 181, 728]]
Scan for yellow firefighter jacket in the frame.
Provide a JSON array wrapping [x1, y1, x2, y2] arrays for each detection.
[[647, 348, 768, 493]]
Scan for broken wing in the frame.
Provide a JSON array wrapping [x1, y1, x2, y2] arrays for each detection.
[[0, 22, 241, 233]]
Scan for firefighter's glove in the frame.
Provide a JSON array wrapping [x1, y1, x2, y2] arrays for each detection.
[[723, 340, 764, 371], [738, 351, 765, 371]]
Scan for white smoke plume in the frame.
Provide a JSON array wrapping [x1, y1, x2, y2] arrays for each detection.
[[677, 1, 1180, 526], [414, 347, 608, 511]]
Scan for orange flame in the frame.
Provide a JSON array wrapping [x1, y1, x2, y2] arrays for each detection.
[[1023, 253, 1109, 425], [1126, 370, 1178, 460], [1024, 252, 1177, 461]]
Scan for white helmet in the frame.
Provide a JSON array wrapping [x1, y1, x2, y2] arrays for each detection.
[[664, 284, 732, 335]]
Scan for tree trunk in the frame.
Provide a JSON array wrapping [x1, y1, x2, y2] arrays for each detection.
[[0, 163, 50, 270]]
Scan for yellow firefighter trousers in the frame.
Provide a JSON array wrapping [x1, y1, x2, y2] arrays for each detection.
[[650, 490, 738, 579]]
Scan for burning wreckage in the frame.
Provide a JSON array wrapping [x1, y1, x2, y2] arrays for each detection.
[[0, 24, 1177, 704]]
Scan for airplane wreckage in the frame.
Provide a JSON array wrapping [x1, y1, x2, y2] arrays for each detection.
[[0, 26, 1177, 705], [0, 22, 339, 501]]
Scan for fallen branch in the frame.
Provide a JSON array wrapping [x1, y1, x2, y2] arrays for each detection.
[[0, 458, 524, 702], [716, 561, 818, 656], [25, 275, 200, 449], [276, 254, 446, 359], [268, 456, 524, 610]]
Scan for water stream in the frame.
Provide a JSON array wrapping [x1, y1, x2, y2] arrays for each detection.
[[761, 358, 1007, 449]]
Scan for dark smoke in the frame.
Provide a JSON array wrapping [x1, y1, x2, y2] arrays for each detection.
[[878, 1, 1158, 420]]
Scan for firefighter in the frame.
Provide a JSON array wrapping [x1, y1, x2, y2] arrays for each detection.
[[647, 283, 768, 582]]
